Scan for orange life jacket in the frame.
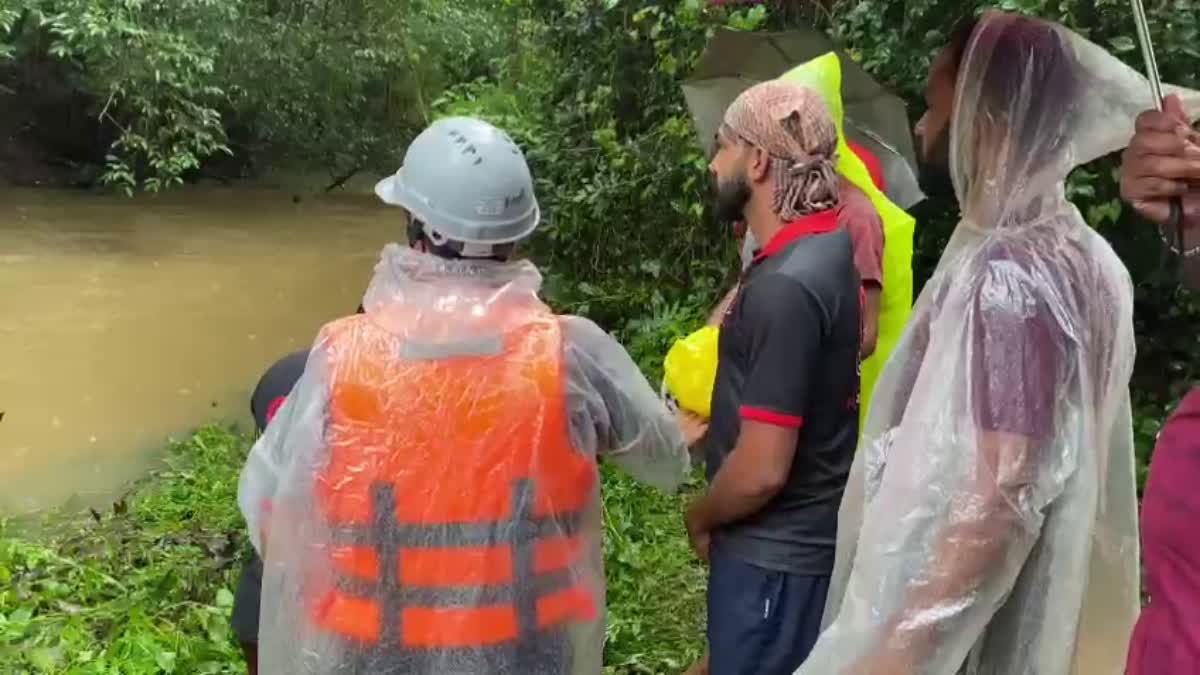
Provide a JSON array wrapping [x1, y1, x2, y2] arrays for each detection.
[[307, 298, 598, 662]]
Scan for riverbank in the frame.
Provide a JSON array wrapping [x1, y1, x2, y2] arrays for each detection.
[[0, 425, 707, 674]]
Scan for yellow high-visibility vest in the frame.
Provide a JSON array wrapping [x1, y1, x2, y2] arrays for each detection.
[[780, 52, 915, 431], [663, 52, 915, 432]]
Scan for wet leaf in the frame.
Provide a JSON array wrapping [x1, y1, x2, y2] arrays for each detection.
[[28, 645, 61, 671], [54, 601, 82, 615], [6, 608, 32, 627]]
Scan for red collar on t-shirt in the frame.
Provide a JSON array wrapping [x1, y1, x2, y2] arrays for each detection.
[[753, 209, 840, 262]]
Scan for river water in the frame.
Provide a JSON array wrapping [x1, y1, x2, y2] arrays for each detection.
[[0, 186, 398, 512]]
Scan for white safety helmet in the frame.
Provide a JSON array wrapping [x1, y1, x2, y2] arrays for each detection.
[[375, 116, 540, 258]]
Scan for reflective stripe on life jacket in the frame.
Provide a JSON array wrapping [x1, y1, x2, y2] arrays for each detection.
[[309, 301, 598, 657]]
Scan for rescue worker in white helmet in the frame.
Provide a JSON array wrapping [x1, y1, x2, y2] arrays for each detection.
[[237, 116, 695, 675]]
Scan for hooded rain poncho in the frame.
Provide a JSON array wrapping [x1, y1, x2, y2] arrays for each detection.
[[795, 12, 1200, 675]]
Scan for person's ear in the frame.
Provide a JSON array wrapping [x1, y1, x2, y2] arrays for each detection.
[[747, 145, 771, 183]]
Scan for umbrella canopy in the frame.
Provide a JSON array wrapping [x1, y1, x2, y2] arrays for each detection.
[[682, 27, 925, 210]]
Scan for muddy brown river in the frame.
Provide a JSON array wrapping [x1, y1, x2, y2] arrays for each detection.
[[0, 186, 398, 512]]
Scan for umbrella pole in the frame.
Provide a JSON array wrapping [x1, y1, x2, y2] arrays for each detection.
[[1129, 0, 1185, 242], [1129, 0, 1165, 109]]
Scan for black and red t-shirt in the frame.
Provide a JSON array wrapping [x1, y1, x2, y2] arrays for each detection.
[[249, 305, 366, 433], [249, 350, 309, 433], [707, 209, 861, 575]]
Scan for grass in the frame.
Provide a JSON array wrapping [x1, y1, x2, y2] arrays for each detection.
[[0, 425, 708, 675]]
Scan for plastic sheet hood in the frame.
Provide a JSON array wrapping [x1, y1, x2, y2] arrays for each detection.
[[950, 11, 1200, 232]]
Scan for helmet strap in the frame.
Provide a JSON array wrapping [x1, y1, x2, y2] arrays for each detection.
[[459, 241, 498, 258], [412, 219, 505, 260]]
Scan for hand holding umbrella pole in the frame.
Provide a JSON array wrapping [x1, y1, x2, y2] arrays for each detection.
[[1130, 0, 1187, 244]]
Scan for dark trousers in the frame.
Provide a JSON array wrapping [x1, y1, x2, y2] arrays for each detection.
[[706, 549, 830, 675], [231, 553, 262, 674], [240, 642, 258, 675]]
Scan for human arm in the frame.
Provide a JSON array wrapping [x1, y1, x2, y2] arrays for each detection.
[[840, 181, 884, 358], [795, 263, 1072, 674], [686, 420, 798, 546], [848, 432, 1043, 673], [561, 315, 690, 492], [707, 286, 738, 326], [861, 284, 880, 358], [1119, 94, 1200, 229], [688, 277, 820, 539], [843, 265, 1068, 672]]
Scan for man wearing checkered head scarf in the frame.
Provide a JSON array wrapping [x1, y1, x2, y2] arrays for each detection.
[[710, 81, 841, 228], [686, 81, 861, 675]]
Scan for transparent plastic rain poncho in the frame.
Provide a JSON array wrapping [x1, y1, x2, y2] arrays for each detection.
[[238, 244, 688, 675], [796, 12, 1200, 675]]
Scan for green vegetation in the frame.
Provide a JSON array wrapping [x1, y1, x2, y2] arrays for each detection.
[[0, 427, 709, 674], [0, 0, 505, 190], [2, 0, 1198, 672], [1, 428, 247, 674]]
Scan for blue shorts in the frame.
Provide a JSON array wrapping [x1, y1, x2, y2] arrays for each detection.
[[706, 550, 830, 675]]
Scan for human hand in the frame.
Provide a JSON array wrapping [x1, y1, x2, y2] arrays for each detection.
[[683, 651, 710, 675], [1119, 94, 1200, 230], [685, 502, 712, 562], [677, 409, 710, 448]]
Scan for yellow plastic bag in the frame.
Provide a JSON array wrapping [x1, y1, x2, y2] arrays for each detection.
[[662, 325, 719, 418], [780, 52, 915, 429]]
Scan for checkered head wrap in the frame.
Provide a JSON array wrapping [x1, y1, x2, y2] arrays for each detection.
[[720, 81, 839, 220]]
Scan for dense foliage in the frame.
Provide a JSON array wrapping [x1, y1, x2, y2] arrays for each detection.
[[0, 0, 505, 191], [0, 427, 708, 674]]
